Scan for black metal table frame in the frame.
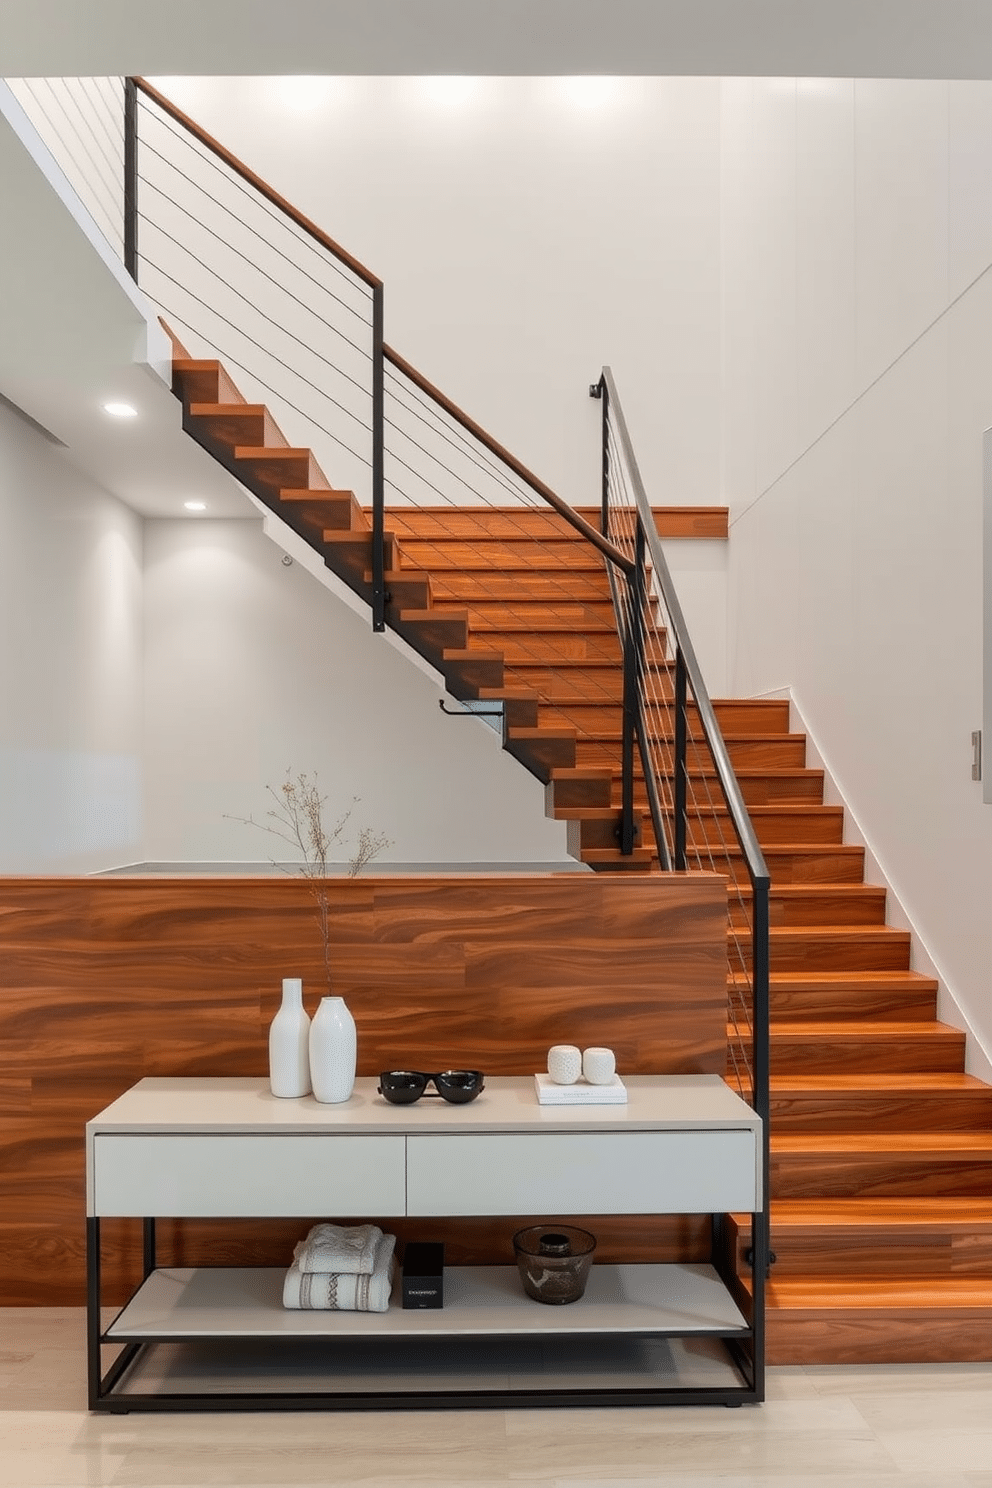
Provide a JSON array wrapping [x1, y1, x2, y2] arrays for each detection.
[[87, 1212, 765, 1413]]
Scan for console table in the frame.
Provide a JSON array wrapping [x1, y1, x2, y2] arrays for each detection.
[[86, 1074, 764, 1411]]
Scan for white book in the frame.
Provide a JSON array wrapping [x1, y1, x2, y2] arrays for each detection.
[[534, 1073, 628, 1105]]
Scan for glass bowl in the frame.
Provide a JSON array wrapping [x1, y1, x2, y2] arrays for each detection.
[[512, 1224, 596, 1305]]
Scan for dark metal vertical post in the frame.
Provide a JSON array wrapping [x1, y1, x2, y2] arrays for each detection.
[[123, 78, 138, 283], [87, 1217, 103, 1408], [371, 283, 386, 632], [142, 1217, 157, 1278], [749, 872, 771, 1400], [619, 524, 646, 856], [674, 648, 688, 869], [599, 376, 610, 536]]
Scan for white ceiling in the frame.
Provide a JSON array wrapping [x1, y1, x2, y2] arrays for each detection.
[[2, 0, 992, 80]]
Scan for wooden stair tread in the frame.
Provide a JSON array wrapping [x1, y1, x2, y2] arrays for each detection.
[[753, 1197, 992, 1225], [772, 1131, 992, 1151], [765, 1277, 992, 1308], [768, 1020, 962, 1039], [734, 970, 939, 990], [770, 1071, 988, 1092]]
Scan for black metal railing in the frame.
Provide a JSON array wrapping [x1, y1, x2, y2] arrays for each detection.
[[592, 365, 770, 1380]]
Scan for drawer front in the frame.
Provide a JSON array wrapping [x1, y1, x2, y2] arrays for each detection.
[[91, 1135, 406, 1217], [406, 1131, 758, 1216]]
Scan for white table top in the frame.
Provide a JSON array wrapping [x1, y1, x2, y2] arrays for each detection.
[[87, 1075, 761, 1137]]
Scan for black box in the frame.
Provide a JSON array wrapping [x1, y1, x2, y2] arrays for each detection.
[[401, 1241, 444, 1309]]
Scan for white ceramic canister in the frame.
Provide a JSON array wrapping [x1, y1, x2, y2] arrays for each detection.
[[309, 995, 357, 1103], [582, 1046, 616, 1085], [547, 1044, 582, 1085], [268, 977, 312, 1098]]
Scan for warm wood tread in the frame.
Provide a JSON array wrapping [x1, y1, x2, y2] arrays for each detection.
[[766, 1277, 992, 1308], [770, 1072, 989, 1093], [762, 1198, 992, 1225], [772, 1132, 992, 1152]]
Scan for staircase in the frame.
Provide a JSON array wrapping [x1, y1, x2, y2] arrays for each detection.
[[170, 343, 992, 1365]]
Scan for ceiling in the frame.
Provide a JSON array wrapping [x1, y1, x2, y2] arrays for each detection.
[[2, 0, 992, 81]]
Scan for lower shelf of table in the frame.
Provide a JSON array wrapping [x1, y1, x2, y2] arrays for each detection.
[[108, 1330, 752, 1400], [105, 1263, 750, 1340]]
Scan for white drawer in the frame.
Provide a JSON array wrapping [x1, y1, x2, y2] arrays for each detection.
[[91, 1135, 406, 1217], [406, 1131, 758, 1216]]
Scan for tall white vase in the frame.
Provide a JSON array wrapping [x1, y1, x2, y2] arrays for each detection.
[[309, 995, 357, 1104], [269, 978, 312, 1098]]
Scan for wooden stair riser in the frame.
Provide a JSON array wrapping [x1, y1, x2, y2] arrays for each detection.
[[545, 769, 615, 812], [770, 1084, 992, 1132], [389, 609, 469, 661], [729, 887, 887, 929], [319, 531, 401, 593], [764, 1024, 966, 1075], [580, 847, 655, 871], [380, 504, 727, 542], [440, 649, 506, 699], [173, 358, 246, 407], [732, 929, 911, 974], [618, 771, 825, 809], [764, 1303, 992, 1365], [729, 1208, 992, 1278], [504, 729, 577, 780], [394, 540, 609, 573], [429, 571, 613, 603], [759, 975, 939, 1023], [281, 489, 365, 536], [478, 690, 540, 731], [770, 1149, 992, 1199], [576, 735, 809, 771], [575, 812, 642, 849], [435, 600, 622, 631], [188, 403, 291, 453], [233, 447, 331, 495]]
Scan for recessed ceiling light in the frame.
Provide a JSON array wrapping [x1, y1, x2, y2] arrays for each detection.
[[184, 500, 207, 511], [103, 401, 137, 418]]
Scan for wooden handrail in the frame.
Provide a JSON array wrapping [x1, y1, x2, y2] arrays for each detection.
[[384, 345, 635, 574], [135, 77, 631, 573], [132, 77, 382, 290]]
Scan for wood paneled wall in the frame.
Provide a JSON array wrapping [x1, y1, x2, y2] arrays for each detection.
[[0, 872, 727, 1303]]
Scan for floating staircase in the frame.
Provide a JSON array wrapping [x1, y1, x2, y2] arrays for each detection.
[[171, 342, 992, 1364]]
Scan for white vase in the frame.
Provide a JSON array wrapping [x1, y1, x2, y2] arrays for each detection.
[[309, 995, 357, 1103], [269, 978, 312, 1098]]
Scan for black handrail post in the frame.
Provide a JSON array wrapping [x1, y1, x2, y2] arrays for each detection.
[[371, 282, 386, 632], [123, 77, 138, 282], [619, 523, 647, 856], [749, 872, 771, 1399], [674, 647, 688, 870], [595, 375, 609, 536]]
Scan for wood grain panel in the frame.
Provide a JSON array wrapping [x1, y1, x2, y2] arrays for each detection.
[[0, 872, 727, 1304]]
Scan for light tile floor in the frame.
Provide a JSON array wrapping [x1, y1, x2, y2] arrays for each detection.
[[1, 1310, 991, 1487]]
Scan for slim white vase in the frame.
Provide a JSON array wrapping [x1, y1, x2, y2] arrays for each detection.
[[269, 978, 312, 1098], [309, 995, 357, 1103]]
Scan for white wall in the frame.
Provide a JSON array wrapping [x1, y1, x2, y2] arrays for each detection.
[[0, 400, 144, 871], [144, 76, 724, 515], [723, 79, 992, 1065], [141, 517, 573, 865]]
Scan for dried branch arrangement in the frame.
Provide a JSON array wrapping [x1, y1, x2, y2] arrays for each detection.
[[228, 770, 390, 990]]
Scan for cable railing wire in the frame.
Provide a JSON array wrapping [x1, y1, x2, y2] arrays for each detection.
[[138, 204, 374, 371], [136, 95, 375, 303]]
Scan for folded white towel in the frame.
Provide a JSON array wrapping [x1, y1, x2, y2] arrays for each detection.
[[283, 1232, 396, 1312], [292, 1222, 383, 1275]]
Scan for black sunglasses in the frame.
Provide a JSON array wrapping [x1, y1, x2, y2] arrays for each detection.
[[377, 1070, 485, 1105]]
